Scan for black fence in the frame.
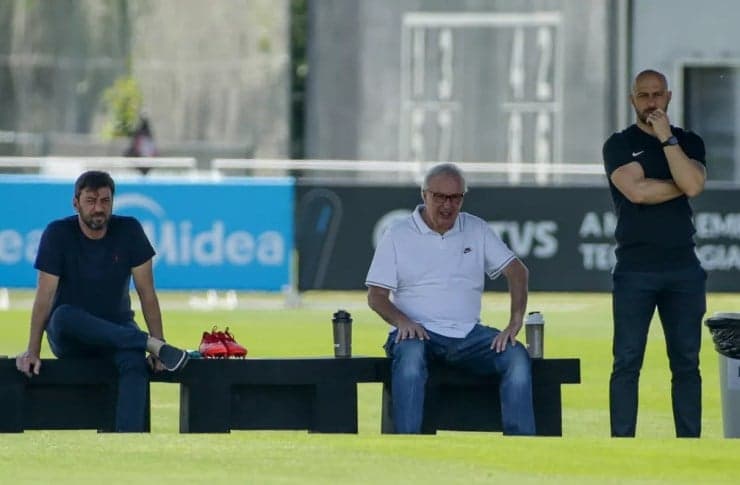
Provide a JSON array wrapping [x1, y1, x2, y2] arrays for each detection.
[[296, 184, 740, 292]]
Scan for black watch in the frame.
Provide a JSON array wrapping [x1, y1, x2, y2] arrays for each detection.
[[661, 135, 678, 147]]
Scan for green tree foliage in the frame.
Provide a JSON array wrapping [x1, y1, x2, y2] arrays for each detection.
[[101, 75, 142, 139]]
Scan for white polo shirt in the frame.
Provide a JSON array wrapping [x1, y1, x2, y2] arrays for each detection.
[[365, 205, 517, 338]]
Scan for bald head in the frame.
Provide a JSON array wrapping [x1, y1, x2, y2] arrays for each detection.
[[630, 69, 671, 125], [632, 69, 668, 94]]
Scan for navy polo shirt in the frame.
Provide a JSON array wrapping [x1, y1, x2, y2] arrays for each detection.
[[35, 215, 155, 323]]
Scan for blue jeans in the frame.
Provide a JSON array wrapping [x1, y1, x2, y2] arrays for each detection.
[[45, 304, 150, 432], [384, 324, 535, 435], [609, 265, 706, 437]]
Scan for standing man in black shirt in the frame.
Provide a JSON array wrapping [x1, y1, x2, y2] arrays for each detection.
[[16, 171, 188, 432], [603, 69, 707, 438]]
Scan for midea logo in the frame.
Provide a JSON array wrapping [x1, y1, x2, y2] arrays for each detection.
[[115, 193, 284, 267]]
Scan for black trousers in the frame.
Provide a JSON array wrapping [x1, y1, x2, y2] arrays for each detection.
[[609, 264, 706, 437]]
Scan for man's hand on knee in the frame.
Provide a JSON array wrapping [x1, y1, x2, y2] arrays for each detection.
[[491, 327, 519, 353], [395, 321, 430, 342]]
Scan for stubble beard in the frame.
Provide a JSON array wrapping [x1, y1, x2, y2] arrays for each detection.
[[81, 213, 108, 231], [636, 107, 656, 125]]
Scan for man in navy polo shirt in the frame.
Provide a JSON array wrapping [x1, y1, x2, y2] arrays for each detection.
[[365, 163, 535, 435], [16, 170, 188, 432], [603, 69, 707, 437]]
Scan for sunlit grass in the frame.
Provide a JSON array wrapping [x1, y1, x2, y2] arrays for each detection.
[[1, 290, 739, 483]]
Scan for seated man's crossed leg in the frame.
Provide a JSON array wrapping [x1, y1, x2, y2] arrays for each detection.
[[45, 304, 188, 432]]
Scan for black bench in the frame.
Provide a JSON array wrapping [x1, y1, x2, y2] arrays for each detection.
[[0, 356, 579, 435], [0, 357, 386, 433], [0, 358, 132, 432], [158, 357, 386, 433], [380, 358, 581, 436]]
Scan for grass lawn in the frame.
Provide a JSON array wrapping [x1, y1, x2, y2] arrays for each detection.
[[1, 290, 739, 483]]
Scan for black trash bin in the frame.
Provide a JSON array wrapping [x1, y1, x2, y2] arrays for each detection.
[[705, 313, 740, 438]]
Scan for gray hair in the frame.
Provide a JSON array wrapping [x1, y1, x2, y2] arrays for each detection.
[[421, 163, 468, 193]]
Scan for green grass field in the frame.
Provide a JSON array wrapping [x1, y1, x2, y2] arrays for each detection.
[[1, 290, 739, 483]]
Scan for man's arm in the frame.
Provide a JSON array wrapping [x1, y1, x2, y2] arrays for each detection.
[[491, 258, 528, 353], [663, 147, 706, 197], [16, 271, 58, 377], [610, 161, 684, 205], [367, 285, 429, 342], [131, 258, 164, 341], [647, 108, 706, 197]]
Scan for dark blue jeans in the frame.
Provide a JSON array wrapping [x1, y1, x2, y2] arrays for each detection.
[[45, 304, 150, 432], [609, 265, 706, 437], [384, 324, 535, 435]]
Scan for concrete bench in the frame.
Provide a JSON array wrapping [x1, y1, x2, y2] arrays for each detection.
[[0, 358, 132, 432], [379, 358, 581, 436], [0, 356, 579, 435], [158, 357, 386, 433], [0, 357, 386, 433]]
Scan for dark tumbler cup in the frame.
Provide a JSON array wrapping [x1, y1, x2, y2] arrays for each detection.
[[332, 309, 352, 358]]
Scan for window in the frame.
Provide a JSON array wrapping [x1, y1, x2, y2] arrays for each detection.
[[683, 65, 739, 182]]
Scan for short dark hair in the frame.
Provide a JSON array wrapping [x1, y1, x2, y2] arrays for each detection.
[[74, 171, 115, 199]]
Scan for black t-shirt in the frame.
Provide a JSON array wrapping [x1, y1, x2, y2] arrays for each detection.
[[35, 215, 155, 323], [603, 124, 706, 271]]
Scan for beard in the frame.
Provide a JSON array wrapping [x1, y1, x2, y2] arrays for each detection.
[[636, 107, 657, 124], [80, 212, 108, 231]]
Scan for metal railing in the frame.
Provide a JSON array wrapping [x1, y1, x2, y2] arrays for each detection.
[[211, 158, 606, 185], [0, 156, 197, 176], [0, 155, 621, 186]]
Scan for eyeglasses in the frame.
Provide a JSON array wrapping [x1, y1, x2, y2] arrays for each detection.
[[425, 190, 465, 204]]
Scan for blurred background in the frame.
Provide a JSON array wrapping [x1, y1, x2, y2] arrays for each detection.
[[0, 0, 738, 297]]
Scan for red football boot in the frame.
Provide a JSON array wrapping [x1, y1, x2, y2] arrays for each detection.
[[198, 326, 228, 358], [216, 327, 248, 358]]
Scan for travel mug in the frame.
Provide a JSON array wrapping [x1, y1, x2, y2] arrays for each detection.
[[332, 309, 352, 358], [525, 311, 544, 358]]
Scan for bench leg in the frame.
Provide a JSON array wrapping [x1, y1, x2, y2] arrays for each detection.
[[381, 382, 394, 434], [311, 382, 358, 433], [179, 382, 231, 433], [0, 384, 24, 433], [533, 384, 563, 436]]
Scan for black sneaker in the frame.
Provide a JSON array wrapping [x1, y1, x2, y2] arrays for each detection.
[[158, 344, 189, 371]]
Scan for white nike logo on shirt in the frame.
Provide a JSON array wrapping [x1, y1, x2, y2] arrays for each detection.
[[632, 151, 644, 157]]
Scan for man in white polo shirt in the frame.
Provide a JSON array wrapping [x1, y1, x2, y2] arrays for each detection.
[[365, 162, 535, 435]]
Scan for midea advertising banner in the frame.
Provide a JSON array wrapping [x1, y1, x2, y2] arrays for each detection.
[[0, 176, 294, 290], [296, 185, 740, 292]]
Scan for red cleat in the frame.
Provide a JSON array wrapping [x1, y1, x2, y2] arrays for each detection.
[[216, 327, 248, 358], [198, 326, 228, 358]]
